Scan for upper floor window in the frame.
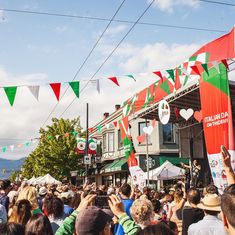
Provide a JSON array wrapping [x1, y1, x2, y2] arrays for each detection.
[[103, 132, 114, 152], [118, 129, 123, 149], [138, 121, 151, 144], [108, 132, 114, 152], [162, 123, 175, 143]]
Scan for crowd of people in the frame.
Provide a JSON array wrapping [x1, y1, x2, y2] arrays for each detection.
[[0, 147, 234, 235]]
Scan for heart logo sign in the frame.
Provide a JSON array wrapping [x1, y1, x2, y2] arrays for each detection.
[[137, 134, 145, 143], [194, 110, 203, 122], [158, 100, 170, 124], [143, 126, 154, 136], [180, 108, 194, 121]]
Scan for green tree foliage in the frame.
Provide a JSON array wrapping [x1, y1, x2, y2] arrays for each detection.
[[22, 118, 83, 180]]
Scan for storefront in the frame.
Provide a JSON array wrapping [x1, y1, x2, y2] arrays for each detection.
[[100, 158, 129, 186]]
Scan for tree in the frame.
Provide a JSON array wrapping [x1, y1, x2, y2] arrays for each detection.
[[22, 117, 83, 180]]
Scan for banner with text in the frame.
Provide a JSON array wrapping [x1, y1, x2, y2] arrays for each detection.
[[200, 63, 235, 192]]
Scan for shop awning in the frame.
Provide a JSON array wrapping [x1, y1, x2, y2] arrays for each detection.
[[105, 158, 128, 173], [159, 156, 189, 166]]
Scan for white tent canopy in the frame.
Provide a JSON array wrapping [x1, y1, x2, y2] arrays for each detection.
[[145, 160, 185, 180], [28, 174, 61, 185]]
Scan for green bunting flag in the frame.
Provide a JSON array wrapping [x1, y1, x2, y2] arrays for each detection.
[[201, 63, 209, 76], [4, 86, 17, 106], [126, 75, 136, 81], [97, 125, 102, 133], [69, 81, 80, 98], [2, 146, 7, 153], [24, 141, 30, 147], [72, 131, 77, 136], [166, 69, 175, 81]]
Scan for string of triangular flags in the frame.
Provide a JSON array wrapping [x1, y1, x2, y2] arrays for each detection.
[[0, 59, 228, 106], [0, 138, 39, 154]]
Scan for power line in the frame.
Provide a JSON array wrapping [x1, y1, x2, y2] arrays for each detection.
[[199, 0, 235, 7], [59, 0, 156, 118], [0, 7, 226, 33], [40, 0, 127, 128]]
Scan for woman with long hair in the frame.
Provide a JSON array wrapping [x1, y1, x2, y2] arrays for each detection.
[[8, 199, 32, 227], [25, 213, 53, 235]]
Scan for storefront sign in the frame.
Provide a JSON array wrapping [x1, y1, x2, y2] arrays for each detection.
[[158, 100, 170, 124]]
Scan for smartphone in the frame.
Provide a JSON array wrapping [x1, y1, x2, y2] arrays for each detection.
[[221, 145, 229, 155], [95, 195, 110, 209]]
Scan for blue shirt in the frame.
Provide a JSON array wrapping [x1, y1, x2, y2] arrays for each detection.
[[63, 205, 74, 215], [114, 199, 134, 235], [188, 215, 227, 235]]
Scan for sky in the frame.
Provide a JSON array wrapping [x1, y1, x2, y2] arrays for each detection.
[[0, 0, 234, 160]]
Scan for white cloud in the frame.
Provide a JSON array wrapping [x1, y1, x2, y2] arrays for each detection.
[[149, 0, 199, 13], [27, 44, 59, 54]]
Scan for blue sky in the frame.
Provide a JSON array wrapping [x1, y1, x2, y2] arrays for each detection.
[[0, 0, 234, 159]]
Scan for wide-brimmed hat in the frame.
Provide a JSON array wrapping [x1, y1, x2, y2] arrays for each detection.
[[197, 193, 221, 211], [39, 187, 47, 196], [75, 206, 113, 235]]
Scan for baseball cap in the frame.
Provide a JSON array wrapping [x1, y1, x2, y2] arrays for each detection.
[[75, 206, 113, 235]]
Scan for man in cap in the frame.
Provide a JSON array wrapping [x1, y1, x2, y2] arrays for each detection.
[[56, 193, 113, 235], [38, 186, 47, 210], [188, 193, 227, 235]]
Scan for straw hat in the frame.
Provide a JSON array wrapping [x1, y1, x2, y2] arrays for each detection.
[[197, 194, 221, 211], [39, 186, 47, 196]]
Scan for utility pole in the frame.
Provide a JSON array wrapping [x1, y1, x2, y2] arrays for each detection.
[[145, 119, 150, 187], [85, 103, 89, 181]]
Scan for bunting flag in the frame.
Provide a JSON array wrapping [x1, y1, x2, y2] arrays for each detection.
[[166, 69, 175, 81], [90, 80, 100, 94], [153, 71, 163, 81], [72, 131, 77, 136], [2, 146, 7, 153], [174, 67, 181, 90], [69, 81, 80, 98], [64, 133, 69, 137], [10, 145, 14, 152], [190, 65, 201, 75], [97, 125, 102, 133], [201, 63, 209, 76], [4, 86, 17, 106], [113, 121, 117, 127], [126, 74, 136, 81], [221, 59, 229, 69], [49, 83, 61, 101], [55, 135, 60, 140], [28, 85, 40, 101], [212, 61, 220, 73], [24, 141, 30, 147], [108, 77, 120, 86]]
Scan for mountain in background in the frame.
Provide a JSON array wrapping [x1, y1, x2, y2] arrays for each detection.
[[0, 158, 26, 179]]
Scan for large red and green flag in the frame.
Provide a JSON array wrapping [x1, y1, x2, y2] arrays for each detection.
[[120, 116, 138, 166], [200, 63, 235, 192]]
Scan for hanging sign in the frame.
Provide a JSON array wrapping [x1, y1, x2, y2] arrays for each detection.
[[84, 155, 91, 165], [158, 100, 170, 124], [76, 138, 97, 155]]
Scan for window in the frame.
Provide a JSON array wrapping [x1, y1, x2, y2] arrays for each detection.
[[138, 121, 151, 144], [163, 123, 175, 143], [103, 133, 107, 152], [108, 132, 114, 152], [118, 129, 123, 149]]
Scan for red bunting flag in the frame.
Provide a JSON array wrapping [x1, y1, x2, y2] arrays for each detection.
[[108, 77, 120, 86], [174, 68, 181, 90], [64, 133, 69, 137], [89, 127, 94, 133], [221, 59, 229, 69], [113, 121, 117, 127], [153, 71, 163, 82], [190, 65, 201, 75], [49, 83, 61, 101]]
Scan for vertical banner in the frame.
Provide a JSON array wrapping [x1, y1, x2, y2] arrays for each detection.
[[120, 116, 145, 189], [200, 63, 235, 192]]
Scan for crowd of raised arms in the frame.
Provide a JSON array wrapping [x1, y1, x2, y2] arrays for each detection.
[[0, 147, 234, 235]]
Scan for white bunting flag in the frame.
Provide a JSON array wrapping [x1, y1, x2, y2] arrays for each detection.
[[91, 80, 100, 94], [28, 85, 40, 101], [10, 145, 14, 152]]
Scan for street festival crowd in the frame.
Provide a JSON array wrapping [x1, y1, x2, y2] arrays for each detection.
[[0, 147, 234, 235]]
